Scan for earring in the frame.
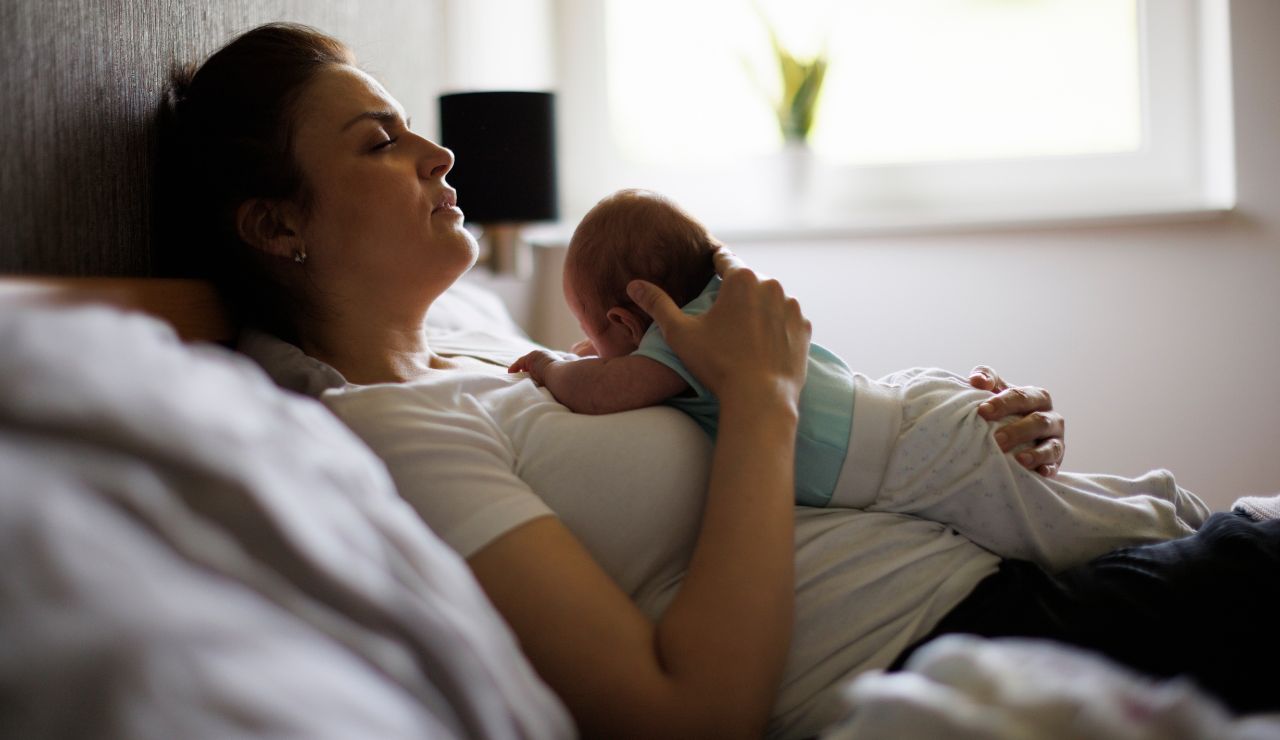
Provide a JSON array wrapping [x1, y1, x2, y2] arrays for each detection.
[[293, 250, 307, 265]]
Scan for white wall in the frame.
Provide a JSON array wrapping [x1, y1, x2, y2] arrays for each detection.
[[520, 0, 1279, 512]]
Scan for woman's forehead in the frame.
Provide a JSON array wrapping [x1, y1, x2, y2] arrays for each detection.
[[297, 65, 406, 130]]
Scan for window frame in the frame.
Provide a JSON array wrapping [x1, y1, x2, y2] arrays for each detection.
[[551, 0, 1235, 236]]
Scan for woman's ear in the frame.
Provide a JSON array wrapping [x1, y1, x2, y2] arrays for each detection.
[[606, 306, 649, 347], [235, 198, 304, 260]]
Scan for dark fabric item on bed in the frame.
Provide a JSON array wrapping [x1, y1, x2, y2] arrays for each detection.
[[891, 511, 1280, 715]]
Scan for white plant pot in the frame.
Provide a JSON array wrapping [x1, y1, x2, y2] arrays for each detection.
[[780, 140, 815, 223]]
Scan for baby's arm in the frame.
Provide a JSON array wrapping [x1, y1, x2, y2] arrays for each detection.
[[509, 350, 689, 415]]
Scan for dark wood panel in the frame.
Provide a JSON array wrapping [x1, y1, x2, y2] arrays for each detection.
[[0, 0, 440, 276]]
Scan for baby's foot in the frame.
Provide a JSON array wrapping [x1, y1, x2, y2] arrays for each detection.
[[1232, 493, 1280, 522]]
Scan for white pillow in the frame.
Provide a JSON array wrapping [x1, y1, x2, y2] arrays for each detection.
[[0, 303, 572, 740], [428, 277, 528, 336]]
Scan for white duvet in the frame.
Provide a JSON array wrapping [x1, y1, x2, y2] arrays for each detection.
[[0, 303, 572, 739]]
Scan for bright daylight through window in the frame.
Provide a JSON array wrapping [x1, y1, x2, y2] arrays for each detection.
[[608, 0, 1140, 166], [557, 0, 1231, 233]]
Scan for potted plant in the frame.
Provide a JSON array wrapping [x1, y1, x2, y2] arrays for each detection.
[[748, 4, 830, 215], [767, 23, 828, 145]]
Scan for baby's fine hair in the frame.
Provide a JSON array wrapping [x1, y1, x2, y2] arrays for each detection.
[[566, 189, 718, 320]]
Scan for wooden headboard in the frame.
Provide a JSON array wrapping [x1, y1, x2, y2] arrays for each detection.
[[0, 278, 234, 343]]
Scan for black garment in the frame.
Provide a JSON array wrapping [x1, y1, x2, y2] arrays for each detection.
[[892, 512, 1280, 714]]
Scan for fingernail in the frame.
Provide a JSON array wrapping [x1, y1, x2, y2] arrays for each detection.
[[1017, 452, 1033, 465], [994, 432, 1007, 447], [626, 281, 643, 301]]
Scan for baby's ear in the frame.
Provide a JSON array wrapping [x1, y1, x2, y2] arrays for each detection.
[[606, 305, 649, 347]]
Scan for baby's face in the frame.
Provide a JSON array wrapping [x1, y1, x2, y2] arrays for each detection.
[[563, 271, 641, 359]]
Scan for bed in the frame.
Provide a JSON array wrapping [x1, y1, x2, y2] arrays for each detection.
[[4, 277, 1277, 739], [5, 4, 1277, 733]]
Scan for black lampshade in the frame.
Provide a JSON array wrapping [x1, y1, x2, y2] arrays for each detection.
[[439, 91, 558, 224]]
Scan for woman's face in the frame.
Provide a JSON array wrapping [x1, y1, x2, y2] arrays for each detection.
[[289, 65, 478, 309]]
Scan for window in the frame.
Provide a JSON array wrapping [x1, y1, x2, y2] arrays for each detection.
[[554, 0, 1234, 233]]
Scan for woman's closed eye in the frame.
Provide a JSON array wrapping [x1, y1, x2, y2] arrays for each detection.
[[370, 119, 411, 151]]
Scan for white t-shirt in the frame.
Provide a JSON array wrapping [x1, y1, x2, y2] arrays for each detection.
[[320, 365, 1001, 739]]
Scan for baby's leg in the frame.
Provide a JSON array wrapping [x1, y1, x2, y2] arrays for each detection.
[[865, 368, 1211, 572]]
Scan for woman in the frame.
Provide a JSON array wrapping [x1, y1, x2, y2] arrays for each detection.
[[160, 23, 1278, 738]]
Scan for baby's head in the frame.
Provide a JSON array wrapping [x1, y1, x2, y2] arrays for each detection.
[[564, 189, 718, 358]]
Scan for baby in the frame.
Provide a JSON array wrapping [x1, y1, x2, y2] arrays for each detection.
[[510, 188, 1213, 572]]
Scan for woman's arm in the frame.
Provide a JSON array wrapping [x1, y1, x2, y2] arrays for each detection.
[[969, 365, 1067, 477], [470, 250, 809, 738]]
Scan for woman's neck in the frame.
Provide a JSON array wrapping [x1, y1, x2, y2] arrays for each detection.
[[298, 306, 446, 385]]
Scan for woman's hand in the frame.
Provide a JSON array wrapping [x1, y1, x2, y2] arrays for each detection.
[[969, 365, 1066, 477], [626, 248, 811, 409]]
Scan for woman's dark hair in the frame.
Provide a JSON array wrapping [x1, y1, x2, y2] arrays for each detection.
[[154, 22, 354, 340]]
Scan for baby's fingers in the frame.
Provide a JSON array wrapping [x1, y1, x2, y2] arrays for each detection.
[[508, 351, 542, 374]]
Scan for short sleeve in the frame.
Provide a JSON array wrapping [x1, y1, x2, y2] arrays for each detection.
[[323, 384, 554, 558]]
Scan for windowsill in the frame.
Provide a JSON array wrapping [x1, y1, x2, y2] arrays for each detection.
[[524, 201, 1234, 247], [717, 202, 1236, 242]]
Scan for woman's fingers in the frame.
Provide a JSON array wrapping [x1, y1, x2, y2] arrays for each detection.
[[1014, 436, 1066, 478], [711, 246, 747, 277], [968, 365, 1009, 394], [1012, 429, 1065, 464], [994, 408, 1064, 450], [997, 410, 1066, 476], [978, 384, 1053, 422], [626, 279, 686, 331], [973, 373, 1066, 476]]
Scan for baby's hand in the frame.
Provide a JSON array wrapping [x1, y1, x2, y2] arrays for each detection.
[[508, 349, 563, 385]]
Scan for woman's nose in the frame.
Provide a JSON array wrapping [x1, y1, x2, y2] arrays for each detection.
[[419, 140, 454, 180]]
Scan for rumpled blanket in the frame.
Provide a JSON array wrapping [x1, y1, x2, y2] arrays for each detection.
[[824, 635, 1280, 739], [0, 303, 573, 739]]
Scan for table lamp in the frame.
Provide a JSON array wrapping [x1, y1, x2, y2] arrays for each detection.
[[439, 91, 558, 275]]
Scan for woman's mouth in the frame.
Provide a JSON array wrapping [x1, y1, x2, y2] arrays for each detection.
[[433, 190, 461, 215]]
